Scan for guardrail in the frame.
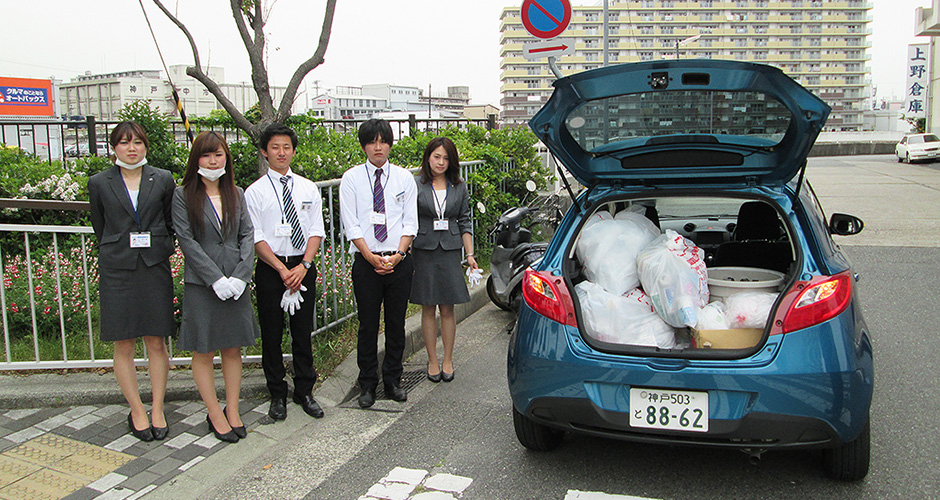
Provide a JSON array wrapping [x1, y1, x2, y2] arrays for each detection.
[[0, 159, 503, 371]]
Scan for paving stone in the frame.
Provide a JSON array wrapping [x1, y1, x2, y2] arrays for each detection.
[[0, 429, 11, 440], [179, 412, 206, 427], [113, 456, 156, 477], [61, 406, 97, 419], [383, 466, 428, 487], [147, 456, 184, 476], [154, 467, 182, 485], [36, 414, 72, 431], [86, 471, 128, 492], [139, 444, 175, 462], [411, 492, 456, 500], [93, 405, 126, 418], [163, 432, 199, 450], [169, 444, 206, 463], [365, 481, 416, 500], [95, 486, 135, 500], [2, 409, 40, 420], [106, 434, 142, 453], [192, 433, 220, 449], [178, 456, 204, 472], [4, 426, 43, 444], [126, 484, 158, 500], [60, 422, 108, 441], [66, 413, 100, 430], [0, 440, 15, 453], [119, 470, 161, 490], [423, 473, 473, 494], [61, 486, 101, 500]]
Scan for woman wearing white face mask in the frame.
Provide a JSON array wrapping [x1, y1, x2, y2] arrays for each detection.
[[88, 121, 176, 442], [172, 131, 259, 443]]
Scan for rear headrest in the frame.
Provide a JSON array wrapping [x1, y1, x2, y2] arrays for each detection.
[[733, 201, 782, 241]]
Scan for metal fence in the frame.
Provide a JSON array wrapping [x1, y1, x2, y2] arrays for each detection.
[[0, 115, 498, 164], [0, 159, 503, 371]]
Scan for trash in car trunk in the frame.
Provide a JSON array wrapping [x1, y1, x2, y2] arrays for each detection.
[[569, 196, 792, 353]]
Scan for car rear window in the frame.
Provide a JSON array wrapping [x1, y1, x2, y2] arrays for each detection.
[[909, 134, 940, 144], [564, 90, 792, 153]]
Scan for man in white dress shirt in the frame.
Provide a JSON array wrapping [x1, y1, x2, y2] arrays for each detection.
[[245, 124, 326, 421], [339, 119, 418, 408]]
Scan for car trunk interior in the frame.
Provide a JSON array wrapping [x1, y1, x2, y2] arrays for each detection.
[[564, 194, 795, 357]]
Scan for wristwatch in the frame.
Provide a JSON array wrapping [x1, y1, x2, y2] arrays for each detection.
[[395, 250, 406, 257], [301, 260, 312, 269]]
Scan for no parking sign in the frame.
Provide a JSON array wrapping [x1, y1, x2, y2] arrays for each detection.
[[521, 0, 572, 39]]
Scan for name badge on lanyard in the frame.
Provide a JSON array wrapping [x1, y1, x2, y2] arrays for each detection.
[[432, 185, 449, 231], [274, 223, 293, 237], [434, 219, 449, 231], [130, 232, 152, 248], [370, 211, 387, 225]]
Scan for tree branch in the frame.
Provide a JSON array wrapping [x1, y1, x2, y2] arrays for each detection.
[[277, 0, 337, 121]]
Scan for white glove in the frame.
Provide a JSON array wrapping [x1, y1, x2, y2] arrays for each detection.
[[280, 285, 307, 315], [212, 277, 236, 301], [228, 278, 247, 301], [466, 267, 483, 288]]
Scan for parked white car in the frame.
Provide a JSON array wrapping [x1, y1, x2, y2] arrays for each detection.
[[896, 133, 940, 163]]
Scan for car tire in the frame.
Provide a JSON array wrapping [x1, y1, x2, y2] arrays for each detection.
[[487, 276, 513, 312], [512, 406, 564, 451], [821, 420, 870, 481], [897, 154, 903, 163], [906, 153, 911, 164]]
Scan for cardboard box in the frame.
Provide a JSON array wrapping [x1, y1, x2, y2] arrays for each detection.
[[692, 328, 763, 349]]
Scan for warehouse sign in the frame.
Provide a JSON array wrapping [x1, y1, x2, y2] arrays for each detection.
[[905, 44, 929, 119], [0, 77, 54, 116]]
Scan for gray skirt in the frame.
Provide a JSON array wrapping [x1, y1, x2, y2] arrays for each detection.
[[98, 257, 175, 341], [176, 283, 260, 353], [410, 247, 470, 306]]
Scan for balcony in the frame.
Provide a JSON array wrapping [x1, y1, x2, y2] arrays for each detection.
[[916, 4, 940, 36]]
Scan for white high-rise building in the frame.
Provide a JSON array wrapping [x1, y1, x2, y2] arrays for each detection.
[[500, 0, 872, 130]]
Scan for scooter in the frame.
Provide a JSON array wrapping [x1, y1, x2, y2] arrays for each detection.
[[486, 183, 561, 312]]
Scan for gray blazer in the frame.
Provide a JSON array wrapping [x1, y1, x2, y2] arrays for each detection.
[[171, 187, 255, 286], [88, 164, 175, 270], [413, 178, 472, 251]]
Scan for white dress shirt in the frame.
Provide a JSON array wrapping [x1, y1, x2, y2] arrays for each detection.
[[245, 169, 326, 257], [339, 161, 418, 254]]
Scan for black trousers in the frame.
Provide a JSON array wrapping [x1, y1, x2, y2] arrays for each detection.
[[352, 252, 413, 391], [255, 256, 318, 400]]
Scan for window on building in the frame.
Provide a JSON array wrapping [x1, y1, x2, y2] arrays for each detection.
[[754, 0, 768, 6], [661, 38, 674, 48], [734, 38, 747, 47], [754, 12, 768, 20], [641, 38, 654, 47], [640, 25, 654, 34], [790, 25, 803, 34], [809, 51, 821, 59], [661, 26, 674, 34], [790, 11, 803, 20], [640, 51, 654, 61], [736, 0, 748, 7], [809, 25, 822, 33], [525, 79, 540, 89], [700, 12, 713, 20], [585, 12, 599, 21], [610, 51, 620, 61], [754, 51, 767, 60], [641, 13, 654, 21], [700, 38, 713, 47], [700, 0, 713, 6], [662, 0, 675, 7], [791, 38, 802, 46], [754, 25, 767, 33], [809, 38, 821, 46], [754, 38, 767, 47], [734, 51, 747, 60], [585, 39, 599, 47], [586, 52, 599, 61], [585, 26, 599, 35]]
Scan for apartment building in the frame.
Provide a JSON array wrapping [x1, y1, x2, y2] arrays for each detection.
[[500, 0, 872, 130]]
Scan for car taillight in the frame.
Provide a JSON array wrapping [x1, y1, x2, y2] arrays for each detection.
[[521, 268, 578, 327], [770, 271, 853, 335]]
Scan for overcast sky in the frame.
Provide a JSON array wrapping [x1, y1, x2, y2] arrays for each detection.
[[0, 0, 931, 107]]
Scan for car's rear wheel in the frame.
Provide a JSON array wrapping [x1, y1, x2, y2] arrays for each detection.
[[512, 406, 564, 451], [897, 154, 904, 162], [822, 420, 870, 481], [487, 276, 513, 311], [906, 152, 911, 163]]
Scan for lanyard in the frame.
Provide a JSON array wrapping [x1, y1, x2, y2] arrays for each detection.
[[431, 184, 449, 220], [265, 172, 291, 223], [207, 195, 222, 227], [122, 181, 142, 229]]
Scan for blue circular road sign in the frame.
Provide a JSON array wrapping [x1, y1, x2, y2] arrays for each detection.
[[521, 0, 572, 39]]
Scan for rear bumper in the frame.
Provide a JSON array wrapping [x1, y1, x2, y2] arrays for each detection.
[[508, 305, 873, 447]]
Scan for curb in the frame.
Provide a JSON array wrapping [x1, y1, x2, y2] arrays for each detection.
[[0, 280, 492, 411]]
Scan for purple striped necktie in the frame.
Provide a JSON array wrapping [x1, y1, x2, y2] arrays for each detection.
[[373, 168, 387, 242]]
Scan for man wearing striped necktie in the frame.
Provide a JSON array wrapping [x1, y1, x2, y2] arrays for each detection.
[[339, 119, 418, 409], [245, 124, 326, 422]]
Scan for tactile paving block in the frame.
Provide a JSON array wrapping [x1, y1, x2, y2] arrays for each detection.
[[0, 455, 41, 488], [0, 467, 86, 500], [2, 434, 78, 467], [48, 444, 133, 482]]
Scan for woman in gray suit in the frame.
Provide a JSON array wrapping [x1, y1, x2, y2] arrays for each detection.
[[88, 122, 175, 442], [172, 132, 259, 443], [411, 137, 479, 383]]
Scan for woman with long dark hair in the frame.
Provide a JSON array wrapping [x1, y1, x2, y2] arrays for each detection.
[[172, 131, 259, 443], [410, 137, 479, 383], [88, 121, 175, 442]]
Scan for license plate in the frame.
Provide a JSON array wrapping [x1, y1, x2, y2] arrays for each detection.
[[629, 387, 709, 432]]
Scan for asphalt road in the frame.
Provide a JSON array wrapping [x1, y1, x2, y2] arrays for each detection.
[[188, 155, 940, 499]]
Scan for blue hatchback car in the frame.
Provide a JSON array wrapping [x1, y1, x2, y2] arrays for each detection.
[[507, 60, 873, 481]]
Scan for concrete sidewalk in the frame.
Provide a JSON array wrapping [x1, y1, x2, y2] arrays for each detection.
[[0, 283, 493, 500]]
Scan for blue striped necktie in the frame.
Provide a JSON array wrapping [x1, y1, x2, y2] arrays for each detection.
[[280, 176, 305, 250], [373, 168, 388, 242]]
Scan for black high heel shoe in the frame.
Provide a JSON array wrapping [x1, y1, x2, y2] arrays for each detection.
[[127, 412, 153, 442], [427, 362, 442, 383], [206, 414, 239, 443], [150, 411, 168, 440], [223, 407, 247, 439]]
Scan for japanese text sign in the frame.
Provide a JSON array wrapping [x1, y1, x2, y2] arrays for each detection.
[[905, 44, 929, 119], [0, 77, 54, 117]]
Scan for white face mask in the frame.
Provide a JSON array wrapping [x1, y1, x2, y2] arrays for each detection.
[[198, 167, 226, 182], [115, 158, 147, 170]]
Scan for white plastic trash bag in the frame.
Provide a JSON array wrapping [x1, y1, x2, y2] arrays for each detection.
[[696, 301, 731, 330], [583, 210, 613, 229], [724, 292, 777, 329], [637, 229, 709, 328], [575, 281, 676, 348], [575, 208, 660, 296]]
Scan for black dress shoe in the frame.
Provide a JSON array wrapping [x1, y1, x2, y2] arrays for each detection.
[[293, 394, 325, 418], [206, 414, 239, 443], [150, 425, 169, 440], [427, 371, 442, 383], [223, 407, 247, 439], [358, 388, 376, 408], [127, 413, 153, 442], [384, 384, 408, 402], [441, 370, 454, 383], [268, 398, 287, 421]]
